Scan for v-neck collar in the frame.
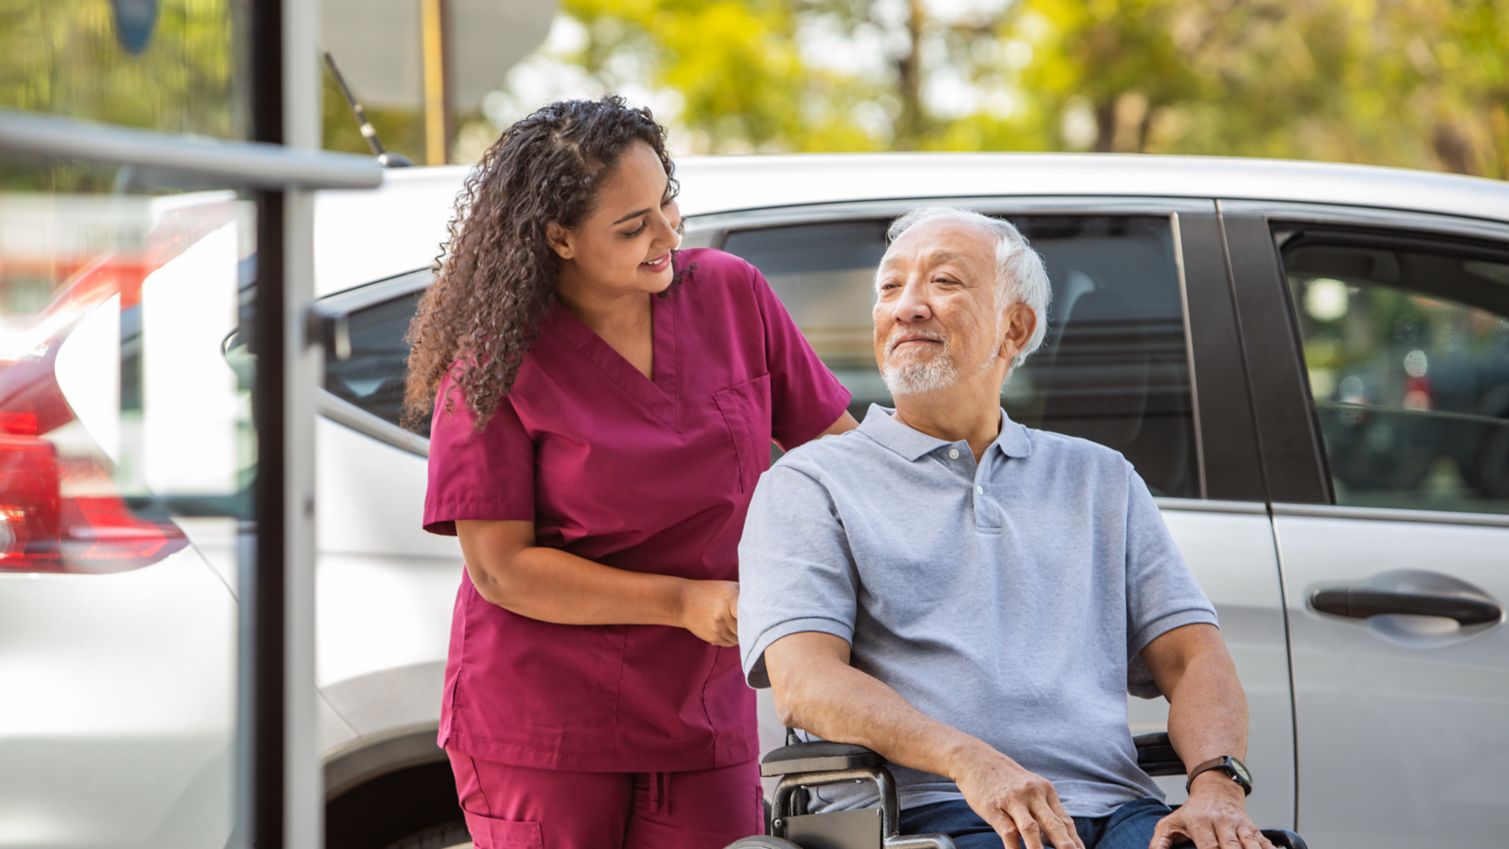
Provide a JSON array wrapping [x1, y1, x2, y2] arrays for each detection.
[[543, 281, 679, 427]]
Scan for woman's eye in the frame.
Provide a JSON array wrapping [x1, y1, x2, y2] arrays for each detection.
[[622, 220, 648, 238]]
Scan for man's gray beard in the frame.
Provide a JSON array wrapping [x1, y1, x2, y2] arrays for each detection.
[[882, 355, 960, 396]]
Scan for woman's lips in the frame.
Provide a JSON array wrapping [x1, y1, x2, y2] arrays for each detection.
[[641, 252, 671, 271]]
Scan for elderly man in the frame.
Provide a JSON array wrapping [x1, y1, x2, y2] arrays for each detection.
[[737, 208, 1272, 849]]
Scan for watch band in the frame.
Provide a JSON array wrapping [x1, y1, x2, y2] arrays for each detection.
[[1185, 755, 1253, 796]]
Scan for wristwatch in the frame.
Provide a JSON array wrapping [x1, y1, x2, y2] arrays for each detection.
[[1185, 755, 1253, 796]]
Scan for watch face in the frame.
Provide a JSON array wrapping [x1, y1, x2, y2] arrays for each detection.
[[1228, 757, 1252, 786]]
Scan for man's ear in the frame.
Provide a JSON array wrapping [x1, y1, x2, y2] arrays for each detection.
[[999, 302, 1038, 361], [545, 221, 574, 260]]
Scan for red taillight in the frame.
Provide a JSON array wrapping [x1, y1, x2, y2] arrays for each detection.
[[65, 495, 185, 567], [0, 411, 40, 436], [0, 397, 186, 574], [0, 429, 187, 573], [0, 432, 63, 566]]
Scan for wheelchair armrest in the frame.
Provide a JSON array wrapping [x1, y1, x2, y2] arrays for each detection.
[[760, 740, 887, 778], [1133, 731, 1184, 777]]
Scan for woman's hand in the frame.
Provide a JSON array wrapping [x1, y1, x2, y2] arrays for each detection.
[[679, 580, 740, 646]]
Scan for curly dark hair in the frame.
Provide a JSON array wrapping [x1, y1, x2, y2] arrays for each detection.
[[401, 95, 678, 431]]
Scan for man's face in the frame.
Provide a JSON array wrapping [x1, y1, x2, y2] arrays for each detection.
[[872, 218, 1004, 397]]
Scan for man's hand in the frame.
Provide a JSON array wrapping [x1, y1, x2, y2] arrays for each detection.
[[951, 744, 1086, 849], [1149, 775, 1274, 849]]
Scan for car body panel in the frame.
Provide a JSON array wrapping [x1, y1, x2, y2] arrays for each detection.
[[0, 547, 235, 849], [1271, 507, 1509, 848]]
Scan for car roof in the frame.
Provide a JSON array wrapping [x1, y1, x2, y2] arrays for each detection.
[[671, 153, 1509, 223], [312, 153, 1509, 296]]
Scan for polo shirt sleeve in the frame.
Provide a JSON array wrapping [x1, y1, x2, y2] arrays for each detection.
[[1123, 462, 1219, 698], [422, 374, 534, 536], [737, 463, 859, 688], [746, 261, 852, 448]]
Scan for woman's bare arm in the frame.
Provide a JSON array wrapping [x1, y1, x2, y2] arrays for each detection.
[[456, 519, 739, 645]]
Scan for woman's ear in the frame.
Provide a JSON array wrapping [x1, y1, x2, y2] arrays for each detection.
[[546, 221, 574, 260]]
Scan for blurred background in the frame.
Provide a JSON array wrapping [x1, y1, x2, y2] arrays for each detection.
[[3, 0, 1504, 175]]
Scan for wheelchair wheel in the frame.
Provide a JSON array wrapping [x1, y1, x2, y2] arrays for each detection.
[[722, 838, 803, 849]]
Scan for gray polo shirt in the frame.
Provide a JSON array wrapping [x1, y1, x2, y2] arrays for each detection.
[[737, 404, 1218, 817]]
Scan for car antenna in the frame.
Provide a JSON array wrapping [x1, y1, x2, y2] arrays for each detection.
[[322, 50, 413, 168]]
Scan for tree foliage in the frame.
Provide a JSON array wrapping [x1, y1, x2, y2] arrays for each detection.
[[0, 1, 1503, 180], [472, 0, 1507, 179]]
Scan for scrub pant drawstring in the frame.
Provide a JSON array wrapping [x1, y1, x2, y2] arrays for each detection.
[[645, 771, 671, 814]]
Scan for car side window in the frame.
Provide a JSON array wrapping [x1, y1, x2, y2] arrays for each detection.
[[1280, 228, 1509, 514], [315, 271, 431, 439], [722, 214, 1199, 498]]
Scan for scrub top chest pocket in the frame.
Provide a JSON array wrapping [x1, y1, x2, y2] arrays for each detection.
[[713, 374, 774, 493]]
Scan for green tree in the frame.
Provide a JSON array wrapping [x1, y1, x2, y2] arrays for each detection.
[[0, 0, 241, 139]]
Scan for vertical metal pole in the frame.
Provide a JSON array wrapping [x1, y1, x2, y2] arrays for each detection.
[[248, 0, 288, 844], [421, 0, 453, 165], [281, 0, 323, 844], [247, 0, 321, 846]]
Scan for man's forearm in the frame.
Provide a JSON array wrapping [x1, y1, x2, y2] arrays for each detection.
[[769, 639, 995, 780], [1164, 646, 1249, 769]]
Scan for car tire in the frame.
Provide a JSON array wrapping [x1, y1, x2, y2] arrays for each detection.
[[326, 761, 466, 849]]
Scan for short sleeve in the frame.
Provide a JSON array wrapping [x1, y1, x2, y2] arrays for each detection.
[[422, 372, 535, 535], [746, 263, 852, 448], [1124, 463, 1219, 698], [737, 464, 860, 688]]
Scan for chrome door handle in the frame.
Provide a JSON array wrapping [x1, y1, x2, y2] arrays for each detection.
[[1310, 585, 1502, 626]]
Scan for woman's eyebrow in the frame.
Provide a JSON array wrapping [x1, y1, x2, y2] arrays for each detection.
[[612, 207, 652, 225]]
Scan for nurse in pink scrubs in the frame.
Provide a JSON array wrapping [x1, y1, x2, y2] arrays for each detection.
[[401, 96, 856, 848]]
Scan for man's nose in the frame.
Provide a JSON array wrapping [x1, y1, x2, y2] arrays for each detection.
[[892, 279, 931, 322]]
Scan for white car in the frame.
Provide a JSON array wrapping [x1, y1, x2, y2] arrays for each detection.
[[3, 154, 1507, 849]]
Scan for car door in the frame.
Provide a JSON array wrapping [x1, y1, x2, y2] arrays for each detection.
[[1223, 202, 1509, 849], [695, 198, 1296, 828]]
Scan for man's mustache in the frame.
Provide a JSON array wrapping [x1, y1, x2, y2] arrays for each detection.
[[885, 329, 945, 355]]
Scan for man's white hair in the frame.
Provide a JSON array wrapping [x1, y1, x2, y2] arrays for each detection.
[[882, 207, 1052, 370]]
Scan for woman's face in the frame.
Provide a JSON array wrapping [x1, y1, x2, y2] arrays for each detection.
[[549, 139, 682, 300]]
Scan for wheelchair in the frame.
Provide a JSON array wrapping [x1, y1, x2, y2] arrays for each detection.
[[724, 731, 1308, 849]]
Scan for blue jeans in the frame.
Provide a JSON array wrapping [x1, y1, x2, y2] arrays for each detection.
[[898, 797, 1174, 849]]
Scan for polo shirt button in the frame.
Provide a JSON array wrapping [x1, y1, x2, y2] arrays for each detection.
[[975, 485, 984, 495], [948, 448, 960, 460]]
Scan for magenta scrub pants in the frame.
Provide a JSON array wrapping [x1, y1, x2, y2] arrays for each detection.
[[447, 749, 764, 849]]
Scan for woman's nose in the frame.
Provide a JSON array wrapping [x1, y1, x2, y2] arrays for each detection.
[[655, 201, 683, 248]]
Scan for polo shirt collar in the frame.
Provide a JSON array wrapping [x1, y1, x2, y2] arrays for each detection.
[[859, 403, 1033, 461]]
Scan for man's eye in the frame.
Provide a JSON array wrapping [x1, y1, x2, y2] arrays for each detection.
[[934, 276, 959, 285]]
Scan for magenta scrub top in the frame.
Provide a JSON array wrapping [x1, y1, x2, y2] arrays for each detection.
[[423, 248, 851, 773]]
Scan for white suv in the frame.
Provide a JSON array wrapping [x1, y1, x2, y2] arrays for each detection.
[[4, 154, 1507, 849]]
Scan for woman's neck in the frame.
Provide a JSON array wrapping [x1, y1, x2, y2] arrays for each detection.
[[557, 277, 651, 337]]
